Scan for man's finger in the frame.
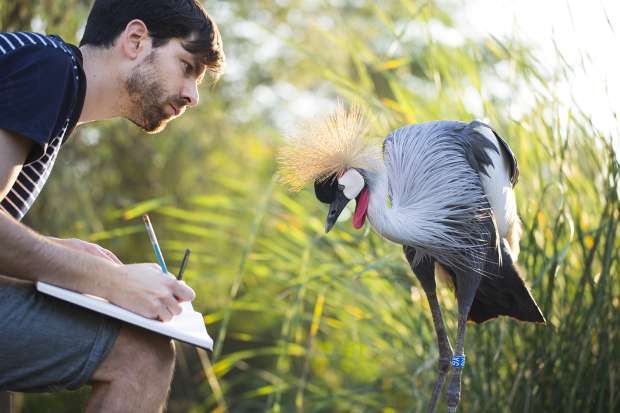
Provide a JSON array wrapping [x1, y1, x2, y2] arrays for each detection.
[[172, 281, 195, 302], [94, 245, 121, 264], [158, 305, 174, 322], [162, 295, 182, 316], [89, 244, 122, 264], [101, 248, 123, 264]]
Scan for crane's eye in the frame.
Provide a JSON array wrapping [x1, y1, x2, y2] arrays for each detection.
[[314, 174, 339, 204]]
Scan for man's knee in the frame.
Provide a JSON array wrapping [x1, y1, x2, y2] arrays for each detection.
[[92, 325, 175, 386]]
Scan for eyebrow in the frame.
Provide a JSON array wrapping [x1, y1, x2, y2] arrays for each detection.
[[194, 60, 207, 85], [183, 51, 206, 84], [179, 42, 207, 83]]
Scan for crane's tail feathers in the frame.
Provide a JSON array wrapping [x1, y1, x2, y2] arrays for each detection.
[[468, 239, 545, 324]]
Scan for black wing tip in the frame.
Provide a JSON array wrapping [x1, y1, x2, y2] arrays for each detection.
[[468, 312, 546, 325], [467, 242, 545, 324]]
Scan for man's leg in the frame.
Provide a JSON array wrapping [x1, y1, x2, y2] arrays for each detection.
[[87, 325, 176, 413], [0, 278, 174, 413], [0, 278, 121, 393]]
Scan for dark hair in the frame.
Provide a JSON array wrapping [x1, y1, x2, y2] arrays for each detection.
[[80, 0, 225, 77]]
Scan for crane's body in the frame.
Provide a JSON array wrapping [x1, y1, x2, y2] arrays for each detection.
[[368, 121, 518, 257], [278, 107, 545, 413]]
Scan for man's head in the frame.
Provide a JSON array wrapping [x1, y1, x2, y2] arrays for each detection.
[[80, 0, 225, 133]]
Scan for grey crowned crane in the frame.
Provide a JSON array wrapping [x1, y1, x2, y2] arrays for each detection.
[[278, 106, 545, 413]]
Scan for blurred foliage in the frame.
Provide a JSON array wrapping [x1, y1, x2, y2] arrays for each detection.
[[4, 0, 619, 412]]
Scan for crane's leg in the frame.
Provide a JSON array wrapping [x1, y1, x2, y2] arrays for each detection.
[[446, 269, 481, 413], [404, 247, 452, 413]]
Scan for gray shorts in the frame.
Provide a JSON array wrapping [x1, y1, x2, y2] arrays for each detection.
[[0, 278, 121, 392]]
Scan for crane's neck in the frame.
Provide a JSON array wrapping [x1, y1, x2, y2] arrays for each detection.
[[362, 161, 405, 244]]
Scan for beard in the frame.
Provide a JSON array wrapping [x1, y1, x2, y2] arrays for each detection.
[[125, 51, 184, 133]]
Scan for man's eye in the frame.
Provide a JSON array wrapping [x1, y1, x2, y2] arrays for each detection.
[[182, 61, 193, 74]]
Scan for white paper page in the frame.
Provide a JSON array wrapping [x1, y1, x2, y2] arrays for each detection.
[[36, 282, 213, 350]]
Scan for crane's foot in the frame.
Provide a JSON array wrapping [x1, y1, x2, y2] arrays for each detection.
[[446, 354, 464, 413], [427, 354, 452, 413]]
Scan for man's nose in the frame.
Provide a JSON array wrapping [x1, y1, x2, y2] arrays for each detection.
[[181, 81, 199, 107]]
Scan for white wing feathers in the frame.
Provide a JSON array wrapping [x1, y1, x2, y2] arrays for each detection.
[[473, 124, 522, 259]]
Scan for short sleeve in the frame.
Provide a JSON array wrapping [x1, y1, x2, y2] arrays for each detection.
[[0, 43, 75, 146]]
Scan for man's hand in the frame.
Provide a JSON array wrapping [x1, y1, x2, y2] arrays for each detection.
[[107, 263, 196, 322], [50, 237, 123, 265], [49, 237, 194, 322]]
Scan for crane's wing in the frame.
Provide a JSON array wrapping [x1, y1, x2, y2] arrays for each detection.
[[463, 120, 519, 187], [460, 121, 522, 257]]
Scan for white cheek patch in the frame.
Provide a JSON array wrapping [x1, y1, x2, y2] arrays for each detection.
[[338, 169, 365, 199]]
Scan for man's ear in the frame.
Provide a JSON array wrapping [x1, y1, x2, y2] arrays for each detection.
[[119, 19, 150, 60]]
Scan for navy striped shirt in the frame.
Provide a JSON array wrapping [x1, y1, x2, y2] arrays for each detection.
[[0, 32, 86, 220]]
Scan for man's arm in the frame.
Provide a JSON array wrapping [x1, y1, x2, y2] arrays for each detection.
[[0, 129, 194, 321], [0, 124, 31, 200], [0, 131, 126, 289]]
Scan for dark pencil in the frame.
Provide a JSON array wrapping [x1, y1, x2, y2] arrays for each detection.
[[177, 248, 190, 280]]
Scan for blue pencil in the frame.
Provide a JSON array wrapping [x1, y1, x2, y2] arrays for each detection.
[[143, 214, 168, 273]]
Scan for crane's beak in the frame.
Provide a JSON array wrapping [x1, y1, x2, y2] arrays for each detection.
[[325, 191, 351, 233]]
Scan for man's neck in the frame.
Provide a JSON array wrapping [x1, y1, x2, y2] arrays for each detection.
[[78, 46, 126, 125]]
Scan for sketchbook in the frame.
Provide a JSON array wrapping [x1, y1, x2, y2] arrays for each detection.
[[36, 281, 213, 350]]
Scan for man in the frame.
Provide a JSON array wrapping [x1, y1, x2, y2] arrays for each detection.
[[0, 0, 225, 411]]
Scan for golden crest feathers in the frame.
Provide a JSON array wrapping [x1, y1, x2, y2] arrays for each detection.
[[277, 104, 382, 191]]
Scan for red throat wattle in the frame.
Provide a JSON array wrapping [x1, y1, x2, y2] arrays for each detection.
[[352, 187, 369, 229]]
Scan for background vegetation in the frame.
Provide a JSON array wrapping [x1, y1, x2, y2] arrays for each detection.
[[2, 0, 618, 412]]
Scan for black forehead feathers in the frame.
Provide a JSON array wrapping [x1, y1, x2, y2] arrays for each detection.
[[314, 173, 339, 204]]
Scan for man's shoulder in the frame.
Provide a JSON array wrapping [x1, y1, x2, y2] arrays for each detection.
[[0, 31, 73, 50], [0, 32, 76, 69], [0, 31, 81, 99], [0, 32, 83, 148]]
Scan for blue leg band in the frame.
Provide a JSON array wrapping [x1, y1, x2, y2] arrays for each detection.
[[451, 355, 465, 368]]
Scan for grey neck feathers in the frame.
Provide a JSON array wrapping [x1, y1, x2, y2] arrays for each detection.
[[363, 163, 410, 246]]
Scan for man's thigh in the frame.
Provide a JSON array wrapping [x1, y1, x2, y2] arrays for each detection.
[[0, 278, 120, 392], [90, 323, 175, 384]]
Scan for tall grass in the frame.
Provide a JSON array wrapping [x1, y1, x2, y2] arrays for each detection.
[[21, 1, 619, 412], [165, 125, 618, 412], [144, 109, 618, 412], [163, 3, 617, 412]]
